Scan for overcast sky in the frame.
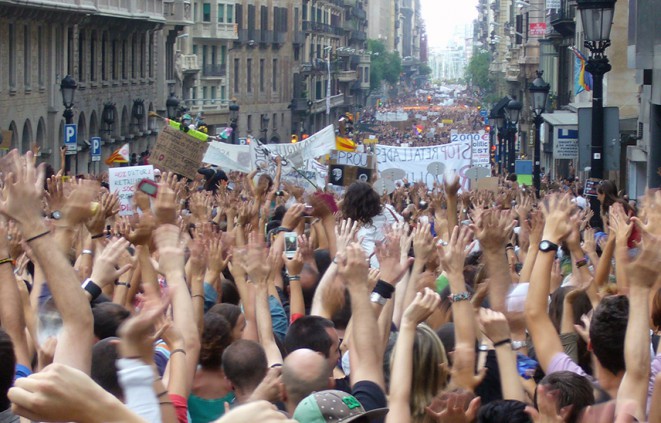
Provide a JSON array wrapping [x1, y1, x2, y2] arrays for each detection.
[[419, 0, 478, 48]]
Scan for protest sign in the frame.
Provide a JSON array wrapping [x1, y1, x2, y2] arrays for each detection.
[[375, 142, 472, 189], [203, 142, 251, 173], [470, 131, 491, 170], [476, 177, 499, 192], [151, 126, 209, 180], [109, 165, 154, 216], [329, 150, 375, 187]]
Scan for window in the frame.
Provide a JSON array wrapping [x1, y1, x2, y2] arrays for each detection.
[[78, 29, 85, 82], [149, 33, 154, 78], [221, 45, 227, 65], [273, 113, 277, 130], [202, 45, 208, 68], [90, 31, 97, 81], [101, 32, 107, 81], [211, 46, 217, 65], [211, 86, 216, 102], [247, 115, 252, 131], [272, 59, 277, 91], [247, 58, 252, 93], [38, 27, 44, 87], [227, 5, 234, 23], [8, 24, 16, 89], [202, 86, 207, 104], [67, 27, 74, 76], [315, 80, 322, 99], [194, 2, 198, 21], [122, 40, 127, 79], [24, 26, 31, 88], [203, 3, 211, 22], [131, 35, 137, 78], [221, 85, 226, 100], [191, 86, 197, 100], [140, 35, 146, 78], [112, 39, 118, 80], [193, 44, 198, 56], [233, 58, 240, 93], [259, 59, 264, 92], [218, 4, 224, 22]]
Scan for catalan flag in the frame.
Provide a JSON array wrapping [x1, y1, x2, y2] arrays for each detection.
[[570, 46, 593, 94], [105, 143, 129, 165], [336, 136, 357, 152]]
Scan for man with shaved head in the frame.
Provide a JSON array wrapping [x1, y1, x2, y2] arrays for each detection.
[[281, 348, 332, 414]]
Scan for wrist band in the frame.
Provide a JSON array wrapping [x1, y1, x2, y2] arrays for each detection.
[[289, 275, 301, 281], [575, 257, 588, 268], [91, 233, 104, 239], [114, 281, 130, 288], [449, 291, 471, 303], [25, 230, 50, 243], [82, 249, 93, 255], [372, 280, 395, 299], [0, 258, 12, 266], [171, 348, 186, 356], [82, 278, 102, 301], [493, 338, 512, 348], [370, 292, 387, 306]]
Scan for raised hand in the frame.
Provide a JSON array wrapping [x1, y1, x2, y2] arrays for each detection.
[[89, 237, 133, 290], [635, 190, 661, 237], [240, 233, 272, 283], [336, 242, 369, 288], [153, 224, 185, 277], [540, 194, 576, 243], [478, 308, 511, 344], [412, 222, 434, 263], [437, 225, 473, 276], [335, 218, 359, 254], [450, 343, 487, 392], [0, 151, 46, 227], [402, 287, 441, 326], [425, 392, 481, 423], [470, 209, 514, 251], [444, 173, 461, 198], [376, 227, 411, 285], [153, 183, 178, 226], [610, 203, 633, 246], [118, 282, 168, 362]]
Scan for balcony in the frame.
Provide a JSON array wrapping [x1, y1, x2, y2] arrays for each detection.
[[349, 30, 366, 42], [191, 22, 238, 40], [291, 98, 312, 113], [550, 0, 576, 37], [202, 64, 226, 77], [180, 54, 200, 73], [311, 94, 344, 114], [293, 31, 306, 45], [258, 29, 273, 44], [163, 0, 193, 25], [273, 31, 286, 46], [303, 20, 345, 37], [337, 70, 357, 82], [182, 99, 230, 114]]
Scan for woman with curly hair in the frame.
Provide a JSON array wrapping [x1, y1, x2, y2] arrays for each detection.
[[188, 313, 235, 423], [341, 181, 402, 268]]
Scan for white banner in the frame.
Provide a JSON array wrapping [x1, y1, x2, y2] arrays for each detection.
[[375, 142, 472, 189], [375, 111, 409, 122], [203, 142, 251, 173], [109, 165, 154, 216], [470, 131, 491, 170]]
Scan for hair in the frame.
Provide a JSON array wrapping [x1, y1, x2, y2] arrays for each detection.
[[548, 287, 593, 334], [341, 182, 383, 226], [92, 302, 131, 340], [199, 313, 234, 369], [536, 372, 594, 423], [91, 337, 122, 400], [257, 174, 274, 194], [652, 288, 661, 331], [222, 340, 268, 393], [284, 316, 334, 358], [477, 400, 532, 423], [0, 329, 15, 411], [589, 295, 628, 375], [220, 280, 241, 305], [507, 173, 518, 182], [282, 354, 331, 406], [596, 180, 630, 216], [390, 324, 449, 421], [209, 303, 243, 329]]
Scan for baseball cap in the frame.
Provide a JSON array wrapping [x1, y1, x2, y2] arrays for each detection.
[[293, 390, 388, 423]]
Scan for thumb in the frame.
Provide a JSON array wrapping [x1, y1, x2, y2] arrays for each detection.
[[466, 397, 482, 420]]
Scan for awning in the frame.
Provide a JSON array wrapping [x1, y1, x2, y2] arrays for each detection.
[[541, 112, 578, 126]]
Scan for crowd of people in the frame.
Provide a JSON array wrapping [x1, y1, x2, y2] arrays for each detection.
[[0, 98, 660, 423]]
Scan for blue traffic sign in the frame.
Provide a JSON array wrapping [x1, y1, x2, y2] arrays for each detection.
[[479, 109, 488, 117], [91, 137, 101, 162], [64, 124, 77, 156]]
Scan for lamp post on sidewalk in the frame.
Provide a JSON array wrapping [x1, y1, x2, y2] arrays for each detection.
[[60, 75, 77, 174], [505, 99, 522, 174], [529, 71, 550, 197]]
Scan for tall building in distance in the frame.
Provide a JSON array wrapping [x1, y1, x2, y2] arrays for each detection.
[[367, 0, 396, 51]]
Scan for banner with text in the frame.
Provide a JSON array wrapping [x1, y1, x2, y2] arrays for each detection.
[[375, 142, 472, 189], [203, 142, 251, 173], [109, 165, 154, 216], [151, 126, 209, 180]]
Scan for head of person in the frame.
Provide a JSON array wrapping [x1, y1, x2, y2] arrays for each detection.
[[284, 316, 339, 372], [390, 324, 449, 419], [91, 337, 122, 401], [257, 173, 274, 195], [92, 302, 131, 340], [596, 180, 619, 212], [221, 340, 268, 396], [199, 313, 234, 370], [282, 348, 332, 409], [208, 303, 246, 341], [589, 295, 628, 376], [0, 329, 15, 411], [341, 181, 382, 226], [477, 400, 532, 423], [536, 372, 594, 423], [293, 390, 388, 423]]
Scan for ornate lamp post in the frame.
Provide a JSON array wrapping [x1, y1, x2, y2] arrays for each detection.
[[166, 92, 180, 120], [505, 99, 522, 174], [529, 71, 551, 196], [229, 99, 240, 144], [60, 75, 77, 174]]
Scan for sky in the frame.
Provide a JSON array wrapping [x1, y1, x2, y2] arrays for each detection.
[[419, 0, 479, 49]]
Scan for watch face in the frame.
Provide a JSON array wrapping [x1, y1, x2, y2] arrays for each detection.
[[51, 211, 62, 220], [540, 241, 550, 250]]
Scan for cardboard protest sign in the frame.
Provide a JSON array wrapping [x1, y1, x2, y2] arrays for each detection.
[[476, 177, 499, 192], [0, 130, 13, 150], [151, 126, 209, 180], [109, 165, 154, 216], [328, 150, 375, 187]]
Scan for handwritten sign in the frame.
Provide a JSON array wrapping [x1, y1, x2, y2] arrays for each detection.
[[329, 150, 375, 187], [109, 165, 154, 216], [151, 126, 209, 180]]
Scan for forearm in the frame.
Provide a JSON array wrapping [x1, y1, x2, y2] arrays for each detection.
[[614, 244, 630, 292], [494, 344, 525, 401], [518, 245, 538, 282], [167, 270, 200, 392], [0, 264, 30, 366], [385, 322, 415, 423], [255, 284, 283, 366], [237, 280, 259, 341], [594, 238, 615, 288], [483, 249, 512, 313], [348, 284, 384, 388], [449, 271, 476, 348], [322, 217, 337, 259], [310, 262, 338, 317], [399, 261, 424, 325], [446, 194, 458, 232], [560, 298, 576, 335], [289, 279, 305, 319]]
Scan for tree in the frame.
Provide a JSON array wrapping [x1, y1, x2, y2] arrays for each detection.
[[368, 39, 402, 94], [465, 51, 492, 95]]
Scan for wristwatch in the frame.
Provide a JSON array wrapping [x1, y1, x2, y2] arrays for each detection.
[[539, 240, 559, 253], [512, 340, 526, 350], [50, 210, 62, 220]]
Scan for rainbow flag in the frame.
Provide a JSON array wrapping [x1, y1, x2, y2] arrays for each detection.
[[415, 125, 424, 135], [105, 143, 129, 165], [218, 127, 233, 140], [571, 47, 593, 94]]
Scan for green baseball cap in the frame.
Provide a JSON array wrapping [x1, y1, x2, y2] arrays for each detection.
[[293, 390, 389, 423]]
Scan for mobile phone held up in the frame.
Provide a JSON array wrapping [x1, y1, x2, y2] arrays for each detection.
[[137, 178, 158, 197], [284, 232, 298, 258]]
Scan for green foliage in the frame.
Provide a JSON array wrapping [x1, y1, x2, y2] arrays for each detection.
[[419, 63, 432, 76], [465, 51, 493, 94], [368, 39, 402, 92]]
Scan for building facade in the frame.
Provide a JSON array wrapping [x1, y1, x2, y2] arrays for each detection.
[[0, 0, 178, 173]]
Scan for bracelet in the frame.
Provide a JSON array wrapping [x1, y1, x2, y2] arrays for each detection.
[[493, 338, 512, 348], [157, 391, 169, 398], [370, 292, 387, 306], [91, 233, 105, 239], [171, 348, 186, 356], [575, 257, 588, 268], [448, 291, 471, 303], [192, 294, 204, 300], [288, 275, 301, 281], [25, 230, 50, 243], [114, 281, 131, 288], [82, 278, 102, 301], [372, 280, 395, 299], [0, 258, 12, 266], [82, 249, 94, 256]]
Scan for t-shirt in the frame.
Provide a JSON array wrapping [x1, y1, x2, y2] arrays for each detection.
[[188, 392, 235, 423], [0, 409, 18, 423], [352, 381, 388, 423], [358, 204, 403, 269]]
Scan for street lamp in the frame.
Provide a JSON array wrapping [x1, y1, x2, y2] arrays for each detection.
[[166, 92, 180, 120], [229, 99, 240, 144], [576, 0, 616, 179], [60, 75, 77, 175], [529, 70, 550, 196], [492, 111, 506, 174], [505, 99, 522, 174]]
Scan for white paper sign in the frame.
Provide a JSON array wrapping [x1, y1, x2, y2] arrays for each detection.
[[470, 131, 491, 170], [203, 142, 251, 172], [109, 165, 154, 216]]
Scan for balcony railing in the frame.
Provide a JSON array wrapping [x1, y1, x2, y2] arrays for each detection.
[[550, 0, 576, 37], [163, 0, 193, 25], [180, 54, 200, 73], [192, 22, 238, 40], [302, 20, 345, 37], [258, 29, 273, 44], [202, 64, 226, 77], [182, 99, 230, 113], [337, 70, 357, 82], [311, 94, 344, 113]]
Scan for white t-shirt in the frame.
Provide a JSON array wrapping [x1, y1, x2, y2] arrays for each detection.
[[358, 204, 403, 268]]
